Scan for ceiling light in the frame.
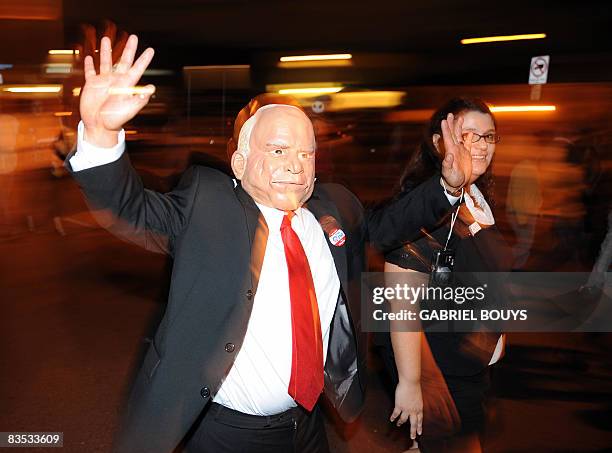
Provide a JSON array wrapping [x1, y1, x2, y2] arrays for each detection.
[[280, 54, 352, 62], [2, 85, 62, 93], [48, 50, 79, 55], [461, 33, 546, 45], [489, 105, 556, 112]]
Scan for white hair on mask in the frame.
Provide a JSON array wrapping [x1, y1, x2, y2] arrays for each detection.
[[236, 114, 258, 156], [235, 103, 313, 156]]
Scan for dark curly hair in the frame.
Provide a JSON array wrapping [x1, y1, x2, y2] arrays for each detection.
[[399, 97, 497, 204]]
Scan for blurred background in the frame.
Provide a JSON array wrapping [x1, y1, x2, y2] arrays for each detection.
[[1, 1, 611, 451]]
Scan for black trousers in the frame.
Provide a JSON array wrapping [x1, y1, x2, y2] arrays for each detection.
[[185, 402, 330, 453]]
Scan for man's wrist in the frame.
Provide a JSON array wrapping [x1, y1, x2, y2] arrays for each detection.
[[83, 126, 120, 148]]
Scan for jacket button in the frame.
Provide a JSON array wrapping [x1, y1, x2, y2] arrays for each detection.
[[200, 387, 210, 399], [225, 343, 235, 353], [246, 290, 254, 300]]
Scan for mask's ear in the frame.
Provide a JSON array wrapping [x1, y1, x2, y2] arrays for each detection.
[[231, 151, 246, 180]]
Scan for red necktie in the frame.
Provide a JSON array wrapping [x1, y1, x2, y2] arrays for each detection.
[[280, 211, 324, 411]]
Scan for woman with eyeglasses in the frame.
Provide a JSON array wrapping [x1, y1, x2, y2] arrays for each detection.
[[380, 98, 510, 452]]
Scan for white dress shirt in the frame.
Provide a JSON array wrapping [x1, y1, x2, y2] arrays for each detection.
[[214, 204, 340, 415]]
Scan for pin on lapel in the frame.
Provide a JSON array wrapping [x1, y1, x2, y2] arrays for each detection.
[[329, 228, 346, 247], [319, 214, 346, 247]]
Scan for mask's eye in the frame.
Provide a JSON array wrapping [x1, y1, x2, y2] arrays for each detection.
[[300, 152, 314, 159], [272, 149, 284, 155]]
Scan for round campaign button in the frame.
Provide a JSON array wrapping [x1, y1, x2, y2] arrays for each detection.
[[329, 228, 346, 247]]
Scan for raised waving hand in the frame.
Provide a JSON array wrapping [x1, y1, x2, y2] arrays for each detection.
[[80, 35, 155, 147]]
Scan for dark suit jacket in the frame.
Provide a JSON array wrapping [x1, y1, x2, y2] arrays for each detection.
[[68, 152, 452, 453], [384, 211, 512, 377]]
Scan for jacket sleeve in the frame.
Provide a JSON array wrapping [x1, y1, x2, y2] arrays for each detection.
[[66, 151, 200, 256], [366, 175, 454, 253]]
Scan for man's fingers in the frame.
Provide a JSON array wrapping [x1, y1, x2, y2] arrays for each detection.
[[126, 47, 155, 86], [108, 84, 155, 97], [390, 407, 401, 422], [101, 85, 155, 126], [84, 55, 96, 80], [100, 36, 113, 74], [409, 413, 418, 439], [116, 34, 138, 74], [127, 88, 155, 118], [134, 84, 155, 100], [139, 84, 156, 101], [110, 85, 155, 115]]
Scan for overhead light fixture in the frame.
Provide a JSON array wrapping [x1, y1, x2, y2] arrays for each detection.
[[48, 50, 79, 55], [280, 54, 352, 62], [2, 85, 62, 93], [461, 33, 546, 45], [326, 91, 405, 111], [267, 82, 344, 96], [488, 105, 556, 112], [45, 63, 72, 74], [278, 87, 343, 95], [54, 111, 72, 117], [278, 60, 352, 69]]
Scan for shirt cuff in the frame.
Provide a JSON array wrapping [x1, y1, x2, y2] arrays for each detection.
[[68, 121, 126, 172], [440, 178, 462, 205], [445, 192, 461, 205]]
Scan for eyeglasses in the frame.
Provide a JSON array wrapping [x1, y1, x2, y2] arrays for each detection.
[[462, 132, 501, 144]]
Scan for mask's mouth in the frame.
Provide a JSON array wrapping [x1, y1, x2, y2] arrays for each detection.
[[272, 181, 307, 187]]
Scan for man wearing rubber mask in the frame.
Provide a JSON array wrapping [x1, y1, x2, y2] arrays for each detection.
[[68, 35, 472, 453]]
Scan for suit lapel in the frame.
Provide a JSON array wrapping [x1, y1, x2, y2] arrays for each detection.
[[306, 187, 349, 292], [234, 183, 268, 296]]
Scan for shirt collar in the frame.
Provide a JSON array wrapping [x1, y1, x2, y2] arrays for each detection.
[[465, 184, 495, 225], [254, 202, 306, 232]]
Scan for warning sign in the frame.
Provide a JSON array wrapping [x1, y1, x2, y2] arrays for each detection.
[[312, 100, 325, 114], [529, 55, 550, 85]]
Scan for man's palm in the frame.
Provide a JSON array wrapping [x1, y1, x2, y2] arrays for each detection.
[[80, 35, 155, 133]]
